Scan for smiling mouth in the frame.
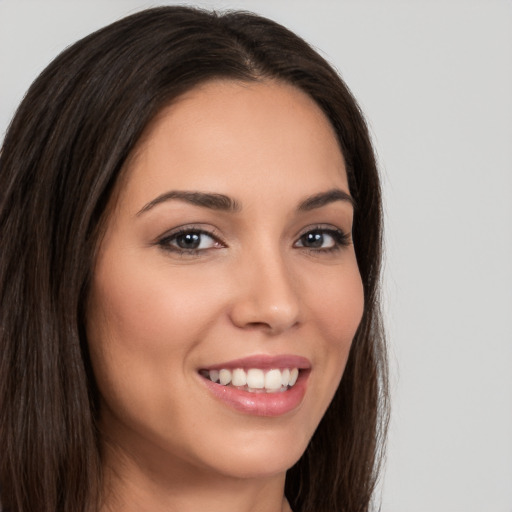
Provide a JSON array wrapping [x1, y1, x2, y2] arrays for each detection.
[[198, 355, 310, 416], [199, 367, 300, 393]]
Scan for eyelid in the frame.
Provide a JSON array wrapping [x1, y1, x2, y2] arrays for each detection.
[[295, 223, 350, 239], [155, 223, 223, 241]]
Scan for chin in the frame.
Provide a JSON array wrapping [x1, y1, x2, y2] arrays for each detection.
[[213, 447, 305, 480], [192, 422, 312, 480]]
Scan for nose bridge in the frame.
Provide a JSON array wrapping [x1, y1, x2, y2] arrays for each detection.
[[230, 241, 301, 333]]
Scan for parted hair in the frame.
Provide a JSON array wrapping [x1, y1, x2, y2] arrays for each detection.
[[0, 6, 388, 512]]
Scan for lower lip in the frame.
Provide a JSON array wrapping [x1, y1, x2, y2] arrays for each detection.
[[200, 372, 309, 417]]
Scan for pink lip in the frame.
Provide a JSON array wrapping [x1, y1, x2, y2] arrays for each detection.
[[201, 354, 311, 371], [198, 354, 311, 417]]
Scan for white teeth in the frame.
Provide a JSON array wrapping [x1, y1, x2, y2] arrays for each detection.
[[232, 368, 247, 387], [246, 369, 265, 389], [205, 367, 300, 392], [219, 369, 231, 385], [265, 369, 284, 390]]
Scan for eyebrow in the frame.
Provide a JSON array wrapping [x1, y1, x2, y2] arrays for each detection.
[[136, 187, 355, 216], [137, 191, 242, 216], [297, 189, 356, 211]]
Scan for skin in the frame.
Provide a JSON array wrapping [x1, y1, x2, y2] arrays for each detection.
[[86, 79, 364, 512]]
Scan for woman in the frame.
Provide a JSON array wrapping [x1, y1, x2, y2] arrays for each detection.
[[0, 6, 388, 512]]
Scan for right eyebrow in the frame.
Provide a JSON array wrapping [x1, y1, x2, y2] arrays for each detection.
[[136, 190, 242, 216]]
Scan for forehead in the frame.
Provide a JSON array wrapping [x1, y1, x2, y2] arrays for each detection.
[[119, 79, 348, 212]]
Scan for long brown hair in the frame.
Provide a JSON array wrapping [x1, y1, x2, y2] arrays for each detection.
[[0, 7, 388, 512]]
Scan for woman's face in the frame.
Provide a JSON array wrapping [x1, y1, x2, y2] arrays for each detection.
[[87, 80, 364, 480]]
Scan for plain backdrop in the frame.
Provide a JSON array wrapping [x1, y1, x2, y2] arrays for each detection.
[[1, 1, 511, 511]]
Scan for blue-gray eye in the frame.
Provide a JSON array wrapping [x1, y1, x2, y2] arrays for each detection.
[[297, 230, 336, 249], [160, 230, 218, 252], [295, 228, 350, 251], [305, 232, 330, 248]]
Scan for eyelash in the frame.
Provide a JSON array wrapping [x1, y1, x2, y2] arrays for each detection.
[[157, 225, 351, 256], [295, 226, 351, 254], [157, 227, 224, 256]]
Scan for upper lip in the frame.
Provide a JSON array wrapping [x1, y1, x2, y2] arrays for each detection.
[[200, 354, 311, 371]]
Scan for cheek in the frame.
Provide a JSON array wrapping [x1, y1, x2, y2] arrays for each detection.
[[84, 251, 232, 444], [308, 261, 364, 345], [87, 251, 226, 362], [304, 260, 364, 388]]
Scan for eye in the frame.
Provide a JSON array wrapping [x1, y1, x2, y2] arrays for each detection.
[[158, 228, 223, 254], [294, 228, 350, 252]]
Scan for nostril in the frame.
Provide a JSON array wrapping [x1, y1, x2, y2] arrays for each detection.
[[242, 318, 299, 334]]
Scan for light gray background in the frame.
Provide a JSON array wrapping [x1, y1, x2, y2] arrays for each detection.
[[1, 1, 511, 511]]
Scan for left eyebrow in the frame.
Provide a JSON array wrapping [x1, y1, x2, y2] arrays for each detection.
[[297, 189, 356, 211]]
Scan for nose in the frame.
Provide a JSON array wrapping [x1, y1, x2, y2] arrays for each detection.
[[229, 251, 301, 334]]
